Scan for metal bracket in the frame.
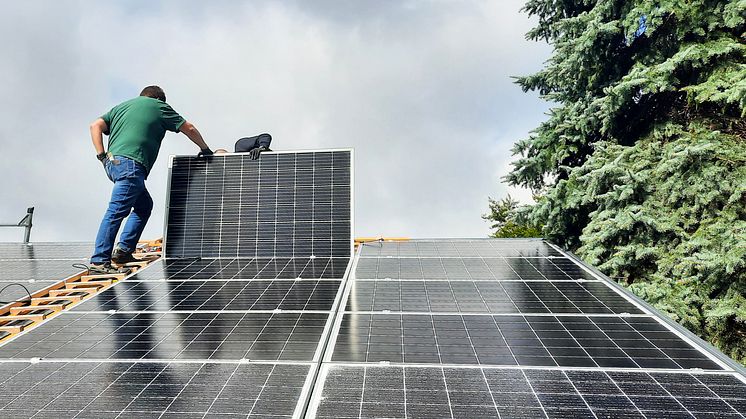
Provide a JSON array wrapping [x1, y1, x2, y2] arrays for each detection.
[[0, 207, 34, 243]]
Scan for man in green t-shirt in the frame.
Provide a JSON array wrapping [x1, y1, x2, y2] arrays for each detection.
[[89, 85, 212, 274]]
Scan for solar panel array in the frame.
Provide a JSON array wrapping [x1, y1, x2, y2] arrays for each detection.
[[2, 148, 746, 417], [309, 239, 746, 418], [0, 151, 353, 418]]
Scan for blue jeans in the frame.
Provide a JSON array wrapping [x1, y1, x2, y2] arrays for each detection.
[[91, 156, 153, 263]]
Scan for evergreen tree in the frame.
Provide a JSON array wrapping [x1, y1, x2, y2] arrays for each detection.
[[506, 0, 746, 361], [483, 195, 543, 238]]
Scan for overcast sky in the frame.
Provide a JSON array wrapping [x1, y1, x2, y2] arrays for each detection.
[[0, 0, 550, 244]]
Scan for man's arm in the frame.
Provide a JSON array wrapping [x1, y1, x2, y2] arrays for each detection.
[[90, 118, 108, 156], [179, 121, 210, 150]]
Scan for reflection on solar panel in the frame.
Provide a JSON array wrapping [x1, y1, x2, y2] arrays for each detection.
[[308, 239, 746, 418], [133, 257, 351, 281], [354, 257, 597, 280], [73, 280, 341, 312], [0, 311, 329, 361], [165, 151, 352, 259], [331, 314, 720, 368], [346, 280, 643, 314]]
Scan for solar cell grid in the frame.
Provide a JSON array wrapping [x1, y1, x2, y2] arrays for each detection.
[[330, 313, 722, 369], [0, 242, 92, 260], [345, 280, 642, 314], [165, 151, 352, 259], [354, 257, 592, 281], [0, 361, 310, 418], [525, 257, 600, 281], [132, 257, 350, 281], [0, 260, 85, 281], [312, 365, 746, 418], [537, 257, 602, 280], [358, 240, 563, 258], [73, 279, 341, 312], [0, 311, 328, 361]]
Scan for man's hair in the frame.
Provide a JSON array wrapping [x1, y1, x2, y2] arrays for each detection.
[[140, 85, 166, 102]]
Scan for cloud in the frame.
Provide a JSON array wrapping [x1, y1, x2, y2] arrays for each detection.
[[0, 0, 550, 244]]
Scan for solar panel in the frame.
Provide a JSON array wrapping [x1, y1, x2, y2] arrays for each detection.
[[132, 257, 351, 281], [165, 151, 353, 259], [358, 239, 562, 258], [0, 242, 92, 260], [311, 239, 745, 417], [73, 280, 342, 311], [310, 365, 746, 418], [0, 311, 330, 361], [354, 257, 597, 281], [345, 280, 643, 314], [330, 313, 721, 368], [0, 361, 310, 418], [0, 260, 86, 281]]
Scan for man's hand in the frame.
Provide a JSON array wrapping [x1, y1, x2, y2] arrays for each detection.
[[198, 148, 213, 158], [97, 152, 108, 166], [249, 146, 267, 160]]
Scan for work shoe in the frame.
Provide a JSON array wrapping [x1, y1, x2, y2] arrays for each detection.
[[89, 262, 130, 275], [112, 248, 139, 265]]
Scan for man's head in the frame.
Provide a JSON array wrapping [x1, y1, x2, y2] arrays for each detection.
[[140, 85, 166, 102]]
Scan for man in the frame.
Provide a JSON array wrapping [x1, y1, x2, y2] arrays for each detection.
[[89, 85, 212, 274], [235, 133, 272, 159], [209, 134, 271, 157]]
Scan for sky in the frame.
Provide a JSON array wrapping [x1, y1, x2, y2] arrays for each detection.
[[0, 0, 551, 244]]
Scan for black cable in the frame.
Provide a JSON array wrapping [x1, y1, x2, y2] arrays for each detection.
[[0, 283, 33, 305], [72, 263, 90, 275], [0, 263, 90, 306]]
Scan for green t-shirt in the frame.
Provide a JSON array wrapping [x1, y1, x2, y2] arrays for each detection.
[[101, 96, 185, 173]]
